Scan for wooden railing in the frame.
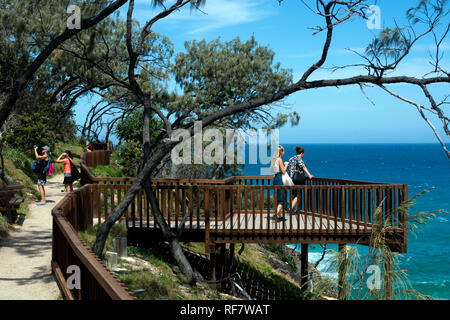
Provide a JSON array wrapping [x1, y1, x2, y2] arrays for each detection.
[[80, 150, 408, 253], [90, 142, 113, 151], [51, 185, 135, 300]]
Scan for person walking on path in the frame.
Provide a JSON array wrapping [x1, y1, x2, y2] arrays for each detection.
[[34, 145, 50, 205], [56, 150, 74, 193], [287, 146, 314, 212], [270, 145, 289, 222]]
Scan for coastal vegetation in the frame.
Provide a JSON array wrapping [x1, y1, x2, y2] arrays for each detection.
[[1, 0, 449, 300]]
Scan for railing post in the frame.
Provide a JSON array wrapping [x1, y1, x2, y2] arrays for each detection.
[[204, 189, 210, 254]]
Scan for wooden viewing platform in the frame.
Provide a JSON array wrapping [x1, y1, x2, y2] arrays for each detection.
[[52, 146, 407, 299], [81, 149, 408, 255]]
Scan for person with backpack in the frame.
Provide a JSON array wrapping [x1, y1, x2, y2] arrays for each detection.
[[33, 145, 51, 205], [287, 146, 314, 212], [56, 150, 76, 193]]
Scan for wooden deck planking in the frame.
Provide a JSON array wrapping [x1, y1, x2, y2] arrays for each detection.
[[127, 212, 370, 232]]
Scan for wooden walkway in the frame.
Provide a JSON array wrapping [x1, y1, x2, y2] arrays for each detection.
[[81, 149, 408, 254], [127, 212, 366, 232]]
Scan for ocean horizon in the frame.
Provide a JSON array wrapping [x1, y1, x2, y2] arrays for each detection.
[[240, 143, 450, 299]]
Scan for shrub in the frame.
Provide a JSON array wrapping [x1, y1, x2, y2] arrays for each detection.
[[261, 243, 297, 271], [3, 113, 60, 151], [0, 216, 9, 239], [117, 140, 144, 176]]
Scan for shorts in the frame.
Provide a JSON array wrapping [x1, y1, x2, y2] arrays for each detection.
[[37, 179, 47, 186], [63, 173, 73, 185]]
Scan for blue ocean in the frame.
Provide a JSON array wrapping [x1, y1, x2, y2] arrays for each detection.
[[240, 143, 450, 300]]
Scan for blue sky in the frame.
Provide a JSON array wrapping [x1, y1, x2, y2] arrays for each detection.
[[75, 0, 450, 144]]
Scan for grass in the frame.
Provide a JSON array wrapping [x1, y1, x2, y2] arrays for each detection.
[[79, 222, 127, 255], [261, 243, 297, 271], [77, 224, 231, 300], [92, 164, 125, 178], [0, 216, 9, 239], [119, 246, 230, 300]]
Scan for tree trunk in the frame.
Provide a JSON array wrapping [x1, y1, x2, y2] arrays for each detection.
[[338, 244, 348, 300], [143, 179, 197, 284], [142, 99, 197, 285], [92, 141, 176, 255], [383, 255, 394, 300]]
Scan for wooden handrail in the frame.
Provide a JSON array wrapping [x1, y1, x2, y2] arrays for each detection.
[[51, 185, 136, 300]]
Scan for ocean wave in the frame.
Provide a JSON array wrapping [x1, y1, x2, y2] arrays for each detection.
[[413, 279, 450, 287]]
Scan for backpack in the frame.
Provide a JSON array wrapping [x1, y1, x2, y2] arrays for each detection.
[[291, 160, 306, 185], [43, 156, 52, 174], [69, 159, 81, 181], [48, 163, 55, 176]]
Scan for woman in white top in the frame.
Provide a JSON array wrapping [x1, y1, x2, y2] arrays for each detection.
[[270, 145, 288, 222]]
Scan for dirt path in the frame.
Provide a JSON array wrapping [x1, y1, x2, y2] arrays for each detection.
[[0, 174, 66, 300]]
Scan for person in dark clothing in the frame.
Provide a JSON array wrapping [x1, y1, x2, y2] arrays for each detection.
[[287, 146, 314, 211], [34, 145, 50, 205]]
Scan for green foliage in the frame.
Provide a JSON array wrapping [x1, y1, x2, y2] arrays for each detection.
[[261, 244, 297, 271], [117, 140, 144, 176], [365, 27, 410, 62], [120, 246, 222, 300], [172, 35, 296, 130], [115, 110, 164, 144], [79, 222, 127, 255], [0, 215, 9, 239], [3, 148, 40, 198], [92, 164, 124, 178], [4, 113, 60, 151]]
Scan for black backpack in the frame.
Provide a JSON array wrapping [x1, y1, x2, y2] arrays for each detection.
[[69, 159, 81, 181], [292, 162, 306, 185]]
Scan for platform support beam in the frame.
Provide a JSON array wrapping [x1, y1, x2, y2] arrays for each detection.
[[300, 244, 309, 293], [210, 251, 217, 289]]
